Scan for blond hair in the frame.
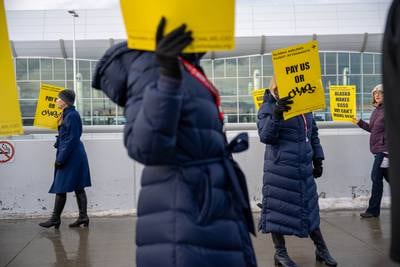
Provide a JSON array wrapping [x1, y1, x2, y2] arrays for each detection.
[[269, 75, 278, 99]]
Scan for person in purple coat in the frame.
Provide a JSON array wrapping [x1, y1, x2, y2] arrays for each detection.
[[353, 84, 390, 218]]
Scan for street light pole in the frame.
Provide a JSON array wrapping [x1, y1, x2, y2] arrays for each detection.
[[67, 10, 78, 93]]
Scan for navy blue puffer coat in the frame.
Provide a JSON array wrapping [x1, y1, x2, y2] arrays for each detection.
[[257, 90, 324, 238], [92, 42, 256, 267]]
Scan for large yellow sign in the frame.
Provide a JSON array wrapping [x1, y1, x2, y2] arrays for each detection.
[[33, 84, 64, 130], [272, 40, 325, 120], [252, 89, 267, 111], [329, 85, 357, 122], [0, 1, 23, 136], [120, 0, 234, 53]]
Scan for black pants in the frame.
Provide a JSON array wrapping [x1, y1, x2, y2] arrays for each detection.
[[366, 153, 390, 216]]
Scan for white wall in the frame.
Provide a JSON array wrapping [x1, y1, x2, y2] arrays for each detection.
[[0, 128, 390, 219]]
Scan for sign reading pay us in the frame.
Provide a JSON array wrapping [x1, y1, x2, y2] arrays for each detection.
[[272, 40, 325, 120]]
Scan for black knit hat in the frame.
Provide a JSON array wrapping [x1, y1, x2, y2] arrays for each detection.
[[58, 89, 75, 106]]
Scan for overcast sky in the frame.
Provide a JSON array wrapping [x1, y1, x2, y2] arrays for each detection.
[[4, 0, 120, 10], [5, 0, 390, 10]]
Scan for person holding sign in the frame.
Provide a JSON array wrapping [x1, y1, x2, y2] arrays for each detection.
[[353, 84, 390, 219], [257, 77, 337, 267], [39, 90, 91, 229], [92, 18, 256, 267]]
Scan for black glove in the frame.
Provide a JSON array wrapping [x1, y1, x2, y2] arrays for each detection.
[[55, 161, 63, 170], [273, 96, 293, 119], [313, 159, 323, 178], [155, 17, 193, 79]]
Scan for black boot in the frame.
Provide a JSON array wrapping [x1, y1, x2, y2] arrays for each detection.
[[39, 193, 66, 229], [310, 228, 338, 266], [271, 233, 298, 267], [69, 189, 89, 227]]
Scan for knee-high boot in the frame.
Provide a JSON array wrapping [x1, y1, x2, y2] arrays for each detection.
[[69, 189, 89, 227], [309, 228, 338, 266], [39, 193, 66, 229], [271, 233, 298, 267]]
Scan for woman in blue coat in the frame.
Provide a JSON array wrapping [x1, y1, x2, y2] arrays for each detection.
[[39, 89, 91, 229], [257, 77, 337, 267], [92, 18, 256, 267]]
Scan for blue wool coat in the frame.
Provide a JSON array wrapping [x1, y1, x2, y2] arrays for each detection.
[[92, 42, 256, 267], [257, 90, 324, 238], [49, 106, 91, 193]]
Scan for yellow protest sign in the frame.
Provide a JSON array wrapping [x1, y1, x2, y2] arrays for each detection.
[[329, 85, 356, 122], [33, 84, 64, 130], [120, 0, 234, 53], [252, 89, 267, 111], [272, 40, 325, 120], [0, 2, 23, 136]]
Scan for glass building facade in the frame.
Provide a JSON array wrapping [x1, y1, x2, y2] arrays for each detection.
[[15, 51, 382, 126]]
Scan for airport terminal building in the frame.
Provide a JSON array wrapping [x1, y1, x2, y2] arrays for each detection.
[[6, 0, 391, 125]]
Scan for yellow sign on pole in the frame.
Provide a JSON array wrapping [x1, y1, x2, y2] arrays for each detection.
[[0, 2, 23, 136], [329, 85, 357, 122], [120, 0, 234, 53], [272, 40, 325, 120], [33, 84, 64, 130], [252, 88, 267, 111]]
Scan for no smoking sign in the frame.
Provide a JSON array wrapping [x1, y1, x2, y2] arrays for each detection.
[[0, 141, 15, 163]]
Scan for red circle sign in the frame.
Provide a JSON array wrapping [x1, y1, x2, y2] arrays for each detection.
[[0, 141, 15, 163]]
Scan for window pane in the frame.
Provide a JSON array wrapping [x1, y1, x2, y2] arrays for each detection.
[[78, 81, 92, 98], [239, 114, 256, 123], [319, 52, 325, 75], [200, 60, 213, 77], [19, 99, 38, 119], [263, 55, 273, 76], [322, 75, 337, 92], [363, 54, 374, 74], [238, 78, 253, 96], [53, 59, 65, 80], [250, 56, 261, 79], [66, 60, 73, 81], [221, 97, 237, 114], [17, 81, 40, 99], [374, 54, 382, 74], [226, 58, 237, 77], [363, 75, 381, 93], [348, 75, 361, 94], [325, 53, 337, 75], [80, 99, 92, 125], [238, 96, 256, 115], [214, 78, 236, 96], [238, 57, 250, 77], [78, 60, 91, 80], [28, 59, 40, 80], [42, 80, 65, 88], [16, 58, 28, 80], [350, 53, 361, 74], [214, 59, 224, 78], [338, 53, 349, 77], [92, 99, 117, 125], [41, 59, 53, 80]]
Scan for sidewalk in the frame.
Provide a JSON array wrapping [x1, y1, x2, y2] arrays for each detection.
[[0, 210, 397, 267]]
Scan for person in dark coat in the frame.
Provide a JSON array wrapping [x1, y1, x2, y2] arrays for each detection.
[[92, 18, 256, 267], [257, 76, 337, 267], [383, 0, 400, 262], [39, 89, 91, 229], [353, 84, 390, 218]]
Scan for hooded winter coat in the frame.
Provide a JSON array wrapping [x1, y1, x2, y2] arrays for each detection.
[[92, 42, 256, 267], [49, 106, 91, 193], [383, 0, 400, 262], [257, 90, 323, 237]]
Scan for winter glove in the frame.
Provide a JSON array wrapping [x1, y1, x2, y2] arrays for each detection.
[[273, 96, 293, 119], [54, 161, 63, 170], [155, 17, 193, 79], [313, 158, 323, 178]]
